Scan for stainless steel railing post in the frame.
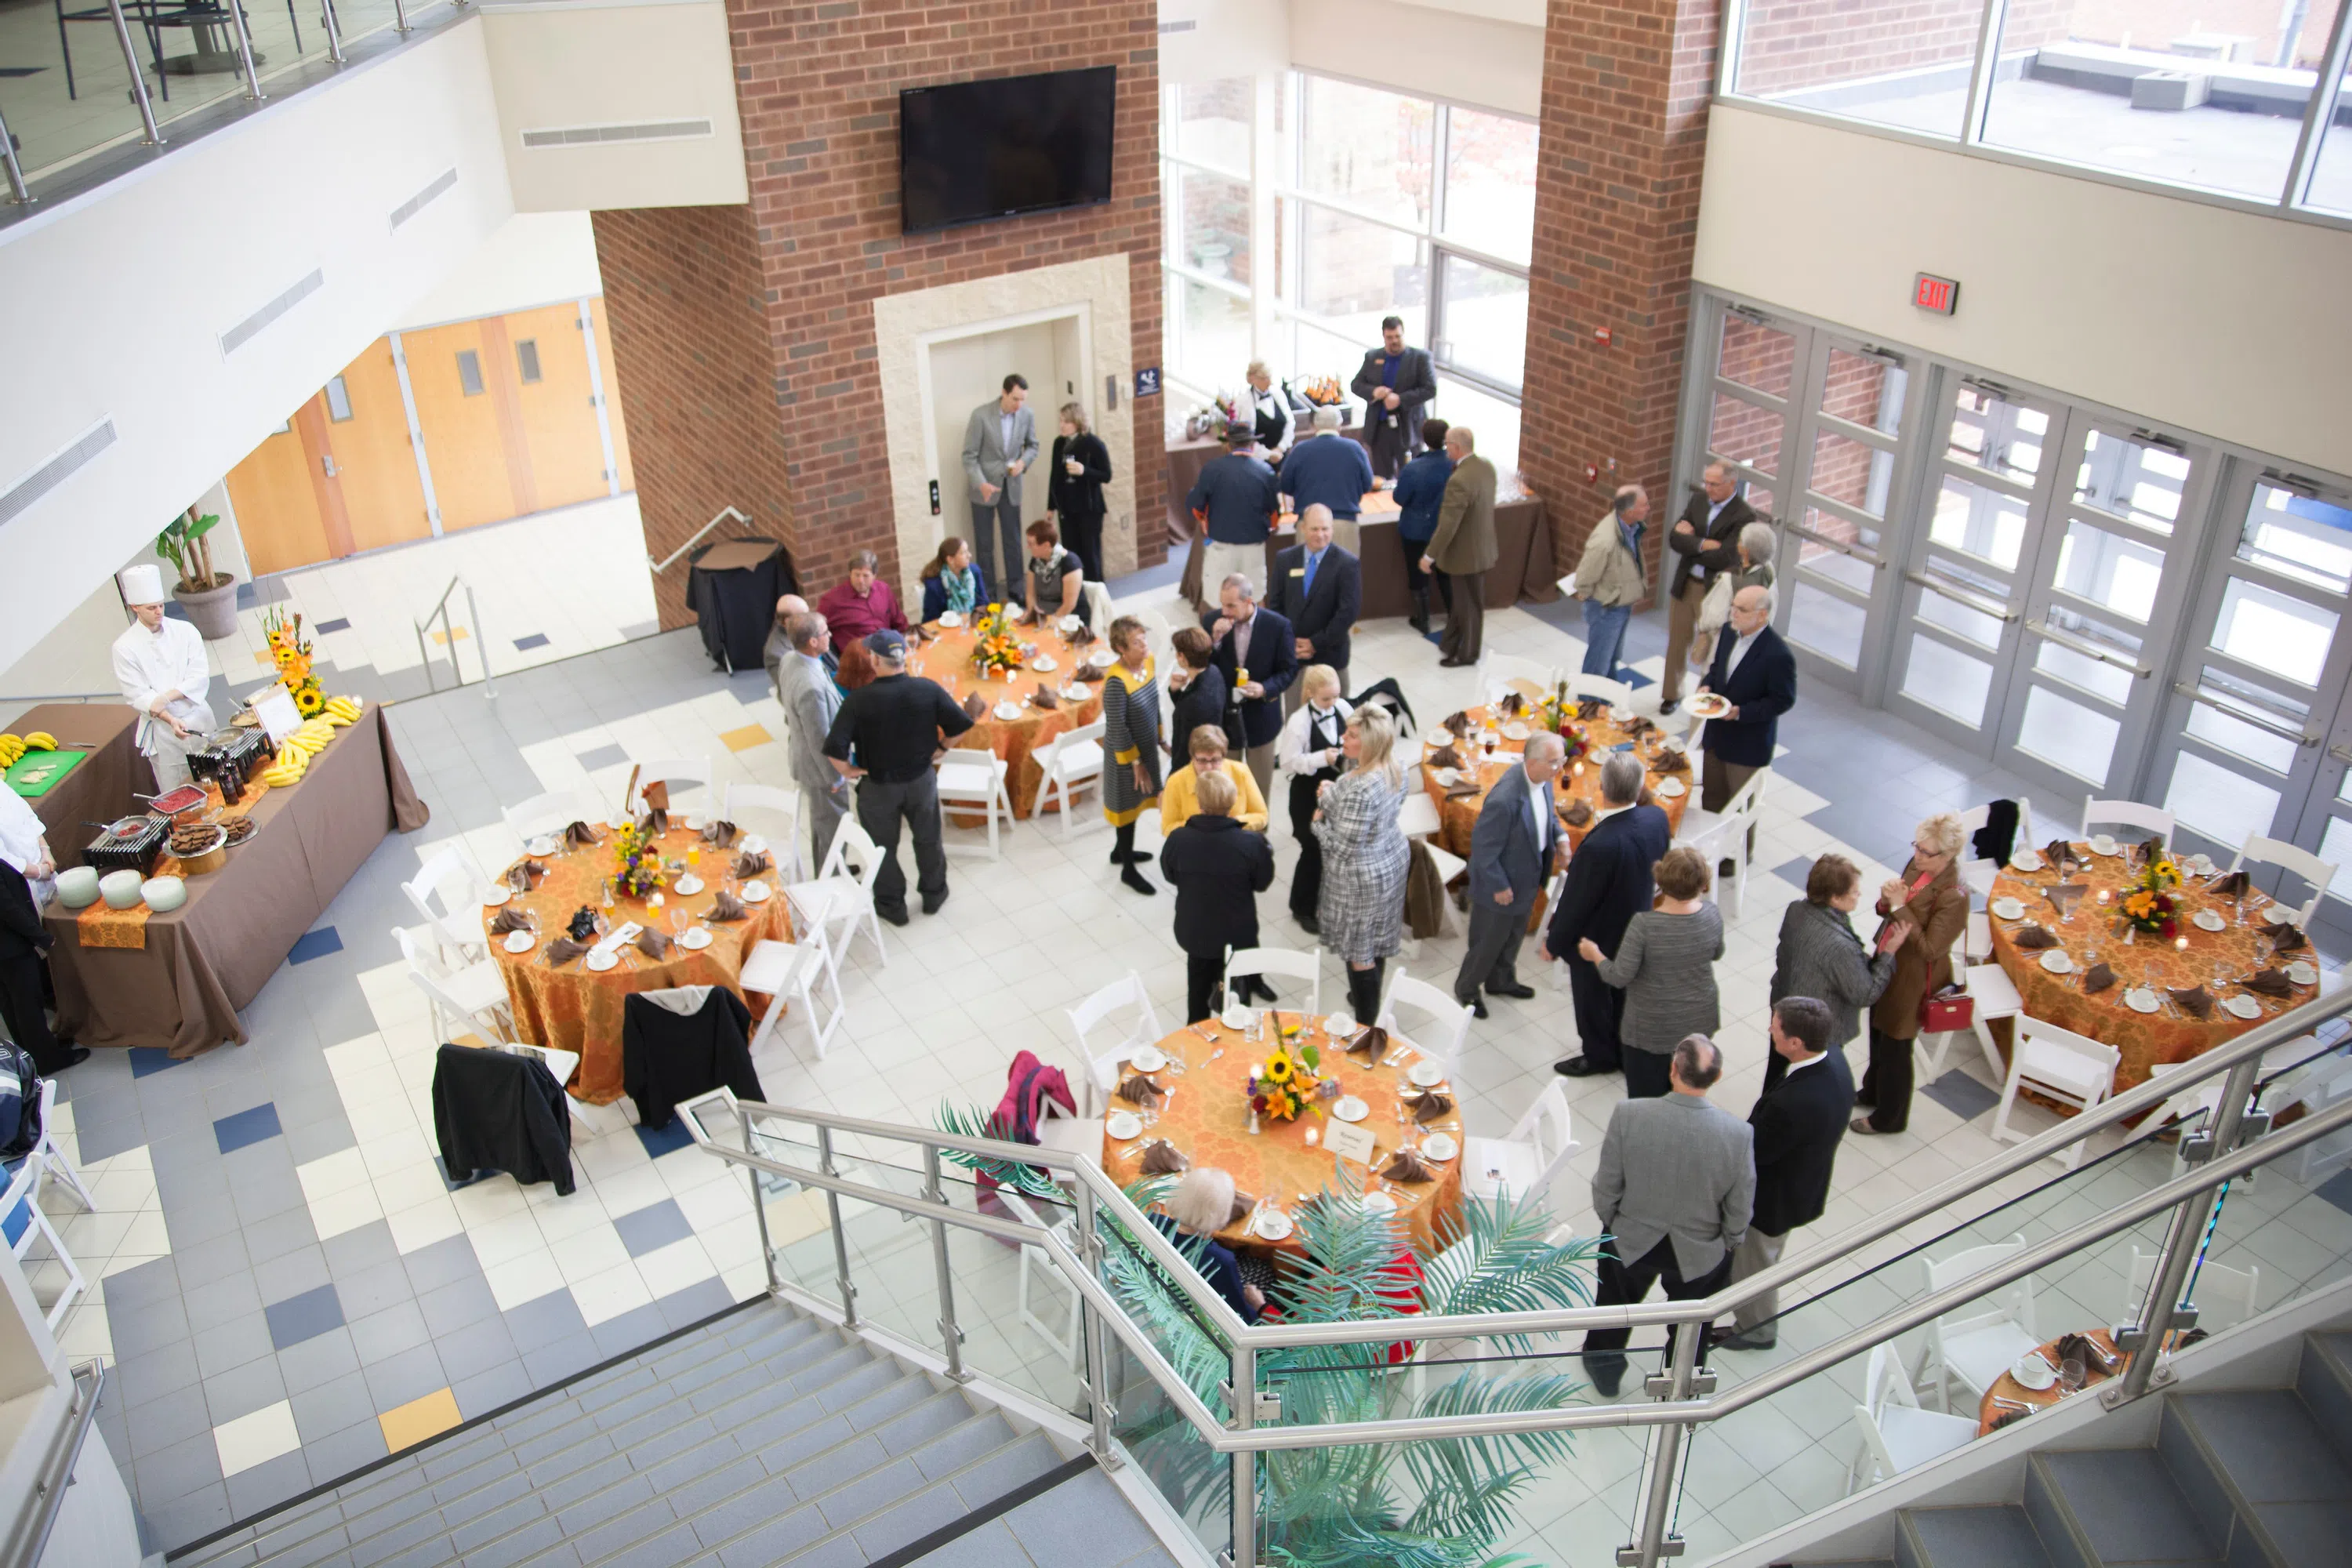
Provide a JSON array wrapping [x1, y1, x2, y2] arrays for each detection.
[[318, 0, 344, 64], [222, 0, 265, 100], [103, 0, 165, 145], [743, 1102, 779, 1298], [1621, 1319, 1704, 1566], [0, 100, 32, 203], [1072, 1179, 1120, 1468], [1229, 1341, 1257, 1568], [920, 1145, 970, 1382], [816, 1127, 858, 1328], [391, 0, 409, 31]]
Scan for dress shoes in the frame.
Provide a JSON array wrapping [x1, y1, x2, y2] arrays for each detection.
[[1462, 995, 1489, 1020], [1715, 1327, 1777, 1352], [1555, 1057, 1611, 1078], [1657, 699, 1679, 716], [1296, 914, 1319, 935], [879, 906, 912, 927], [1581, 1353, 1627, 1399], [1118, 865, 1156, 896], [1849, 1116, 1891, 1136], [922, 888, 950, 915], [1486, 982, 1536, 1000], [41, 1046, 91, 1073], [1439, 655, 1472, 668]]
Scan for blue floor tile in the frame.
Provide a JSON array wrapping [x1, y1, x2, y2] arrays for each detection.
[[513, 633, 550, 652], [287, 927, 343, 964], [129, 1047, 187, 1078], [313, 618, 351, 635], [611, 1199, 692, 1258], [213, 1102, 283, 1155], [2315, 1167, 2352, 1218], [263, 1283, 346, 1350], [1770, 855, 1816, 888], [632, 1118, 694, 1160]]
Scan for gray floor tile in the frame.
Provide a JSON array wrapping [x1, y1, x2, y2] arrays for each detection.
[[417, 1273, 501, 1338], [277, 1326, 363, 1396], [451, 1359, 536, 1421], [400, 1233, 481, 1295], [194, 1312, 276, 1381], [187, 1270, 267, 1324], [98, 1254, 181, 1310], [203, 1351, 289, 1428], [109, 1294, 193, 1360], [505, 1289, 589, 1344], [223, 1447, 312, 1519], [135, 1429, 226, 1505], [908, 1517, 1035, 1567], [290, 1369, 380, 1443], [303, 1417, 391, 1487], [334, 1259, 417, 1323], [434, 1313, 521, 1383], [252, 1244, 333, 1305], [1002, 1469, 1155, 1564], [172, 1229, 256, 1291], [243, 1207, 321, 1265], [349, 1300, 432, 1365], [361, 1342, 448, 1411], [126, 1381, 215, 1461], [114, 1339, 204, 1408], [143, 1483, 234, 1551], [266, 1283, 348, 1351], [322, 1220, 401, 1279], [610, 1199, 692, 1258]]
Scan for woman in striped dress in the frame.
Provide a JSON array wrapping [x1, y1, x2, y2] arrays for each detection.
[[1312, 704, 1412, 1024], [1099, 615, 1163, 896]]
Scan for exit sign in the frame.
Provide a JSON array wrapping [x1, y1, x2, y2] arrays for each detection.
[[1914, 273, 1960, 315]]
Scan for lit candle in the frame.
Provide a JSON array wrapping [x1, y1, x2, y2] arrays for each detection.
[[1304, 1127, 1319, 1147], [2175, 935, 2190, 952], [2097, 890, 2111, 906], [649, 892, 665, 909]]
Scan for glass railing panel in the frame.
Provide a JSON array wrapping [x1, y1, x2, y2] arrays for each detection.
[[2, 0, 241, 183]]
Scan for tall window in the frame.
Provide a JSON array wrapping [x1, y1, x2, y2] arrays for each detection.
[[1161, 78, 1257, 411]]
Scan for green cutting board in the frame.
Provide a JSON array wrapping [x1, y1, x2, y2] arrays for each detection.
[[5, 750, 89, 799]]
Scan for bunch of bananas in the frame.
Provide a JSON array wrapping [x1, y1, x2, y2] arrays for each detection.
[[324, 695, 362, 728], [0, 731, 57, 767], [262, 717, 340, 787]]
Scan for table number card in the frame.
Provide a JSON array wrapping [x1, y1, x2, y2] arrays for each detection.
[[1324, 1120, 1377, 1170]]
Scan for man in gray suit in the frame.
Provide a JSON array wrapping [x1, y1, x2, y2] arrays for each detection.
[[960, 372, 1039, 596], [1454, 731, 1564, 1018], [775, 611, 849, 873], [1581, 1035, 1755, 1396]]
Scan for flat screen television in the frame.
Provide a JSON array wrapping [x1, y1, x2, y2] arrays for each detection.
[[900, 67, 1116, 234]]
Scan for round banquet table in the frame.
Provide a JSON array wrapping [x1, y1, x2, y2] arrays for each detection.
[[1100, 1011, 1466, 1258], [483, 827, 793, 1105], [913, 618, 1106, 819], [1422, 692, 1690, 859], [1975, 1328, 2161, 1436], [1987, 846, 2321, 1099]]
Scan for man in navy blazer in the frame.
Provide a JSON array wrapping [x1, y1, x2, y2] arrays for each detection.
[[1455, 733, 1566, 1018], [1268, 505, 1362, 709], [1696, 584, 1798, 858], [1206, 574, 1299, 799], [1721, 996, 1854, 1350], [1545, 753, 1673, 1078]]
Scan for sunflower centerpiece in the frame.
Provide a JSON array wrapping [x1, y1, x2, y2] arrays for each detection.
[[1249, 1036, 1323, 1123], [970, 603, 1025, 679], [2121, 844, 2183, 936], [612, 818, 667, 900], [1535, 681, 1592, 761], [263, 608, 327, 717]]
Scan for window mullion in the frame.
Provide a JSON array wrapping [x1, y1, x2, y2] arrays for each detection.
[[1959, 0, 2006, 150], [2282, 0, 2352, 209]]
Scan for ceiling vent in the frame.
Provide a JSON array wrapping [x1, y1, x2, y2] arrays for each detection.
[[220, 268, 324, 358], [519, 119, 713, 150], [0, 417, 114, 532], [390, 167, 459, 232]]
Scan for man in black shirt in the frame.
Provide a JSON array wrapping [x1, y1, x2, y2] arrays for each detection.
[[822, 630, 974, 924]]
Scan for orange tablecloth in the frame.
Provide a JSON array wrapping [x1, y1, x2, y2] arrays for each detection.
[[1101, 1014, 1466, 1258], [913, 619, 1107, 818], [1976, 1329, 2158, 1436], [1421, 695, 1690, 858], [484, 827, 793, 1104], [1989, 848, 2318, 1097]]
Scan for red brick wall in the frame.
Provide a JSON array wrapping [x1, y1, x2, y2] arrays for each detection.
[[597, 0, 1167, 631], [1520, 0, 1722, 607]]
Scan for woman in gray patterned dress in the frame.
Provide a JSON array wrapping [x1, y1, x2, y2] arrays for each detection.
[[1098, 615, 1163, 897], [1312, 704, 1411, 1023]]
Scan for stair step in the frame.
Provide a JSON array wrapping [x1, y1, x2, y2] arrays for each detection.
[[1896, 1505, 2054, 1568], [2299, 1332, 2352, 1468], [2025, 1447, 2223, 1566], [2161, 1388, 2352, 1568]]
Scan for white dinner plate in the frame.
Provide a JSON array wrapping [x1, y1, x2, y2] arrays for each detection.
[[993, 701, 1023, 720], [679, 927, 712, 950], [1409, 1060, 1446, 1088], [742, 881, 771, 903], [2011, 850, 2045, 873], [673, 874, 705, 896], [2222, 994, 2262, 1019], [2089, 835, 2120, 856], [1105, 1112, 1143, 1141], [526, 835, 558, 858], [1431, 768, 1461, 786], [1058, 615, 1083, 634], [2010, 1354, 2058, 1392], [1088, 650, 1116, 668], [503, 930, 535, 954], [1502, 721, 1531, 742], [2193, 909, 2227, 931], [1991, 898, 2027, 921], [585, 949, 618, 972], [1421, 1132, 1459, 1161], [1683, 695, 1729, 720], [2038, 950, 2075, 975], [1030, 655, 1058, 673], [2286, 961, 2318, 985], [1060, 685, 1089, 702], [2125, 987, 2160, 1014], [741, 834, 767, 856], [1251, 1208, 1294, 1241], [1221, 1004, 1253, 1031], [1332, 1096, 1369, 1123], [481, 887, 511, 908], [1360, 1192, 1398, 1218], [1323, 1012, 1355, 1037], [1127, 1046, 1167, 1072], [1654, 777, 1686, 798]]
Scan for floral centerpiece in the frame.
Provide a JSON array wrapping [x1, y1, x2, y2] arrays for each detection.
[[612, 818, 668, 900], [262, 608, 326, 717], [1249, 1036, 1323, 1123], [1534, 682, 1592, 761], [969, 603, 1025, 678], [2121, 847, 2182, 937]]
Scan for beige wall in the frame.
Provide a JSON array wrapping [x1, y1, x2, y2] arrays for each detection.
[[1288, 0, 1544, 117], [398, 212, 604, 329], [1161, 0, 1293, 83], [480, 1, 749, 212], [1693, 104, 2352, 477]]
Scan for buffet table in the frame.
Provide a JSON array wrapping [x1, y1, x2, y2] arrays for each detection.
[[913, 618, 1107, 819], [41, 706, 430, 1054], [16, 702, 145, 873]]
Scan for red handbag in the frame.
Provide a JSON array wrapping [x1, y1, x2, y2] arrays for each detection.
[[1920, 985, 1974, 1033]]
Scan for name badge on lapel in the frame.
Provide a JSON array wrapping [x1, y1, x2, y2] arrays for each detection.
[[1289, 568, 1306, 577]]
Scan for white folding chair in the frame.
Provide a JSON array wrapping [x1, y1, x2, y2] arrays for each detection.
[[936, 749, 1014, 861], [1477, 651, 1559, 702], [1846, 1343, 1976, 1494], [2125, 1246, 2260, 1334], [2228, 833, 2339, 928], [2266, 1047, 2352, 1185], [1947, 962, 2024, 1084], [739, 937, 844, 1061], [1374, 967, 1473, 1070], [2082, 797, 2175, 842], [24, 1080, 93, 1213], [1673, 766, 1770, 922], [723, 782, 808, 886], [1991, 1020, 2119, 1170], [405, 847, 492, 964], [1064, 971, 1167, 1113], [1030, 720, 1106, 833], [500, 789, 593, 852], [1564, 673, 1632, 710], [397, 924, 515, 1038], [427, 1021, 590, 1131], [2, 1160, 85, 1334], [785, 818, 890, 985], [1398, 790, 1465, 938], [999, 1186, 1086, 1373], [1461, 1080, 1579, 1208], [629, 755, 714, 815], [1917, 1235, 2038, 1412], [1224, 945, 1322, 1016]]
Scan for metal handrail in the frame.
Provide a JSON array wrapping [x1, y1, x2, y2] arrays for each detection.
[[0, 692, 121, 705], [0, 1360, 104, 1568], [649, 506, 752, 573], [412, 576, 492, 698]]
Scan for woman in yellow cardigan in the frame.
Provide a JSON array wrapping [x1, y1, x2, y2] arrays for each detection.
[[1160, 723, 1269, 834]]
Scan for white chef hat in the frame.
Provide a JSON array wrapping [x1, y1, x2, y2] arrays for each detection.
[[118, 564, 165, 605]]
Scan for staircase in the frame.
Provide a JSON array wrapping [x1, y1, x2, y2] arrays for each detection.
[[1802, 1330, 2352, 1568], [169, 1296, 1181, 1568]]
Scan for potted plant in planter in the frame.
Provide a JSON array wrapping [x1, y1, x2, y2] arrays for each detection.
[[157, 506, 238, 641]]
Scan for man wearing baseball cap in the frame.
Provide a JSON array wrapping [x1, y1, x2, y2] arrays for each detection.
[[820, 630, 975, 924], [109, 564, 217, 792]]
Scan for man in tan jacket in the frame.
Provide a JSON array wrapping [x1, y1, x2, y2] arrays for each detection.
[[1420, 426, 1497, 666], [1570, 485, 1650, 681]]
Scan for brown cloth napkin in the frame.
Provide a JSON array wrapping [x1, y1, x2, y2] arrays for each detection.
[[1428, 745, 1464, 771], [1068, 621, 1097, 647], [563, 820, 604, 848], [642, 808, 670, 838], [2136, 834, 2168, 867], [1138, 1140, 1187, 1175], [1576, 698, 1608, 720], [1346, 1025, 1389, 1061], [700, 820, 739, 848], [1074, 664, 1107, 684], [2243, 969, 2294, 997], [733, 850, 771, 879], [1412, 1092, 1456, 1125], [488, 908, 535, 935], [1653, 750, 1690, 775], [505, 860, 547, 893], [1031, 684, 1058, 710], [1226, 1192, 1258, 1227], [1562, 799, 1594, 827], [635, 927, 673, 960], [2269, 923, 2309, 953], [2083, 962, 2118, 994], [1381, 1149, 1436, 1184], [1624, 715, 1654, 737], [1116, 1074, 1165, 1108], [2043, 839, 2078, 873], [2207, 869, 2251, 898], [543, 937, 588, 967], [961, 691, 989, 719], [2013, 924, 2060, 950], [1497, 691, 1527, 717], [708, 891, 750, 923], [2169, 986, 2215, 1020], [1441, 710, 1472, 737]]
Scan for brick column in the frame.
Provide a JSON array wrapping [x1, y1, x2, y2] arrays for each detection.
[[594, 0, 1165, 633], [1519, 0, 1722, 608]]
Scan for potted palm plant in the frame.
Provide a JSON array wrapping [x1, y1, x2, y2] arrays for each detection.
[[158, 506, 238, 641]]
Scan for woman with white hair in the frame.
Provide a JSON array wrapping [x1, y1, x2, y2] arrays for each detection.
[[1687, 521, 1778, 670], [1313, 705, 1412, 1025], [1152, 1166, 1265, 1321], [1853, 811, 1970, 1137]]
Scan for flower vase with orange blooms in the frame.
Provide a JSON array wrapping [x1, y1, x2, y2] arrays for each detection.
[[263, 607, 327, 717], [612, 818, 668, 900], [2121, 851, 2183, 937], [970, 603, 1025, 679], [1249, 1036, 1323, 1123], [1534, 682, 1591, 762]]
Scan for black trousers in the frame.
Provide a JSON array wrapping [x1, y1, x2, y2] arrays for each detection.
[[1581, 1236, 1733, 1359], [1185, 953, 1224, 1027], [1403, 534, 1445, 597], [1859, 1025, 1915, 1133], [1287, 776, 1323, 921], [856, 772, 946, 917], [1454, 895, 1527, 1003], [1566, 955, 1625, 1069], [1062, 511, 1105, 584], [1621, 1047, 1673, 1100], [1439, 574, 1484, 662], [0, 952, 67, 1072]]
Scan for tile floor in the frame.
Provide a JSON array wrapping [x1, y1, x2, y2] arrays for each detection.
[[13, 570, 2351, 1563]]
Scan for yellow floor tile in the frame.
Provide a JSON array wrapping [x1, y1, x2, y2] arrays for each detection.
[[430, 626, 471, 645], [719, 724, 772, 753], [379, 1387, 463, 1452]]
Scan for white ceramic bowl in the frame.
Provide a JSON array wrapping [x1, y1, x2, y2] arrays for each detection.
[[1421, 1133, 1459, 1161], [1221, 1004, 1252, 1031], [99, 869, 144, 909], [503, 930, 535, 954], [1105, 1111, 1143, 1141], [140, 875, 186, 913], [1409, 1060, 1446, 1088], [1127, 1046, 1167, 1072], [2010, 1354, 2057, 1392]]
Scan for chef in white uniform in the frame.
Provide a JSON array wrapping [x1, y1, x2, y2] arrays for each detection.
[[0, 786, 56, 907], [110, 564, 218, 793]]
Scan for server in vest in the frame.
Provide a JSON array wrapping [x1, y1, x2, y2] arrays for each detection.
[[1244, 361, 1308, 461], [822, 630, 975, 924], [1274, 666, 1351, 934]]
